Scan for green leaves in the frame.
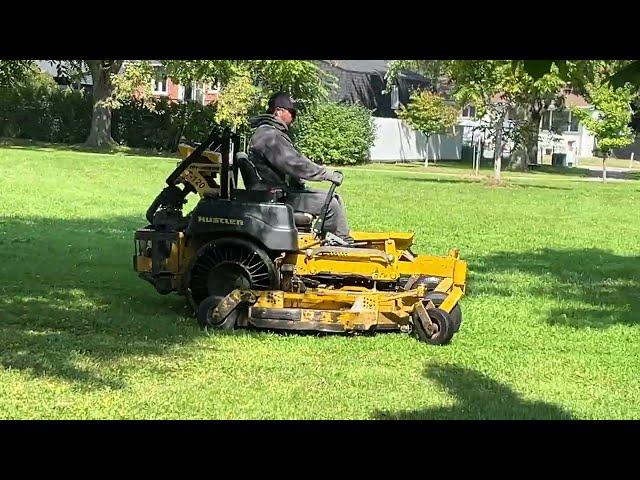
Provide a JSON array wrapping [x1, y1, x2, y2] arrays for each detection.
[[109, 61, 155, 110], [163, 60, 332, 130], [213, 72, 260, 132], [610, 61, 640, 89], [293, 102, 376, 165], [572, 81, 635, 154], [520, 60, 555, 80], [0, 61, 43, 88], [396, 90, 458, 136]]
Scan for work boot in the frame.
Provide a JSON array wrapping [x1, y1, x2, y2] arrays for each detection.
[[324, 232, 357, 247]]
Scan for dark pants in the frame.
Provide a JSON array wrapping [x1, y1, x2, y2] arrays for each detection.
[[285, 187, 350, 238]]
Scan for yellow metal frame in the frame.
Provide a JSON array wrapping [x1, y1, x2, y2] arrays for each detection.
[[243, 284, 428, 331], [176, 144, 223, 197], [286, 232, 466, 291]]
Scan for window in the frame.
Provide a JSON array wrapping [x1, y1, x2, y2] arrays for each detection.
[[152, 71, 168, 95], [179, 83, 205, 104], [568, 111, 580, 132], [193, 82, 205, 105], [551, 110, 569, 133], [390, 85, 400, 110], [541, 110, 551, 130], [541, 109, 579, 133], [461, 105, 476, 118]]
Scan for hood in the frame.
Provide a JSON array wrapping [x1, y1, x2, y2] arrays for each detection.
[[249, 114, 289, 132]]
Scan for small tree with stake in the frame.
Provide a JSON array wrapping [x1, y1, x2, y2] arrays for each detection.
[[396, 90, 459, 167], [572, 81, 635, 183]]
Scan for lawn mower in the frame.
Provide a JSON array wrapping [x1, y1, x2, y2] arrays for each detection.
[[133, 127, 468, 345]]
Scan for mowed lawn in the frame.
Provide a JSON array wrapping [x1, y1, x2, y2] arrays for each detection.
[[1, 144, 639, 420]]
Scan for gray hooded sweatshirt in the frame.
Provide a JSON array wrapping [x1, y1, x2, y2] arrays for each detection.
[[247, 114, 333, 189]]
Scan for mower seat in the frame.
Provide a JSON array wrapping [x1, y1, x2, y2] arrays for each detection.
[[236, 152, 264, 190], [236, 152, 313, 229]]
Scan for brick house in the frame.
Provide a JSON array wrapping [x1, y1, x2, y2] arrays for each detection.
[[37, 60, 220, 106], [147, 61, 219, 105]]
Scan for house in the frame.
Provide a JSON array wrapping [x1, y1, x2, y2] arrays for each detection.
[[36, 60, 94, 92], [537, 91, 595, 161], [36, 60, 219, 106], [146, 61, 219, 105], [315, 60, 463, 162], [458, 89, 599, 163]]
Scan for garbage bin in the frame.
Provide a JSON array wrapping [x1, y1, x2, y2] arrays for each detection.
[[552, 153, 567, 167]]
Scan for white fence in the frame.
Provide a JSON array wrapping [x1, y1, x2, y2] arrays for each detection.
[[369, 117, 463, 162]]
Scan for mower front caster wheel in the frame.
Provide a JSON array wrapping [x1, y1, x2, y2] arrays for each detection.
[[196, 295, 237, 330], [423, 291, 462, 333], [413, 307, 455, 345]]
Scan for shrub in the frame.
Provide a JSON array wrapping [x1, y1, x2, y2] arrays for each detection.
[[292, 101, 376, 165], [0, 83, 221, 151]]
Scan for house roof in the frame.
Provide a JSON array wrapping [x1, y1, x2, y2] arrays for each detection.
[[37, 60, 130, 86], [324, 60, 389, 74], [316, 60, 433, 118], [489, 90, 590, 108], [37, 60, 94, 85], [322, 60, 431, 84], [564, 92, 589, 108]]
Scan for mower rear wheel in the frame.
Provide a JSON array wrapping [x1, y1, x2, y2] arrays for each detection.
[[188, 237, 278, 307], [423, 291, 462, 333], [413, 307, 455, 345]]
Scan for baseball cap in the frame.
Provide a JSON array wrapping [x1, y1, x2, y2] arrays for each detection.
[[268, 92, 297, 119]]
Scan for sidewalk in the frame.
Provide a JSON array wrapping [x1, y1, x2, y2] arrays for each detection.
[[581, 165, 635, 181]]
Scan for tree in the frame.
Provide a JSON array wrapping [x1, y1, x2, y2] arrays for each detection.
[[385, 60, 447, 93], [51, 60, 157, 148], [85, 60, 153, 147], [165, 60, 333, 133], [47, 60, 331, 148], [572, 81, 635, 183], [445, 61, 511, 181], [0, 60, 36, 87], [502, 62, 565, 170], [55, 60, 125, 147], [396, 90, 458, 167], [521, 60, 640, 89]]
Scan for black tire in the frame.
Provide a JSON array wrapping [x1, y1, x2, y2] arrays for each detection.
[[196, 295, 235, 329], [413, 307, 455, 345], [423, 291, 463, 333], [188, 237, 278, 307]]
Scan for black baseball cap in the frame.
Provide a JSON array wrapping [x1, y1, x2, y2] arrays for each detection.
[[268, 92, 297, 119]]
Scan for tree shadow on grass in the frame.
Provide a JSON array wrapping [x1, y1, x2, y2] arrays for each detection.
[[373, 365, 573, 420], [473, 248, 640, 329], [0, 137, 177, 158], [0, 214, 206, 390], [529, 165, 592, 177]]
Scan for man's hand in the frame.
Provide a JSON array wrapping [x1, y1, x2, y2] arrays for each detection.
[[330, 170, 344, 186]]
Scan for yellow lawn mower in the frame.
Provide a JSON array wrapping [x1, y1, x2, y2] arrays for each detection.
[[133, 127, 468, 345]]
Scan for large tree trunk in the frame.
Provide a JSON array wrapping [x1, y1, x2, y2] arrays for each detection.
[[493, 109, 506, 182], [521, 110, 541, 171], [602, 156, 607, 183], [85, 60, 122, 148]]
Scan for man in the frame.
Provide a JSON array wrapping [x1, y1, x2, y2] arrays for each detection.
[[247, 92, 351, 240]]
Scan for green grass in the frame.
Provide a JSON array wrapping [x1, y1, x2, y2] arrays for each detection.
[[1, 144, 639, 419]]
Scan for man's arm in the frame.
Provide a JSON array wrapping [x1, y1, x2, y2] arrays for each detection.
[[265, 131, 335, 183]]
